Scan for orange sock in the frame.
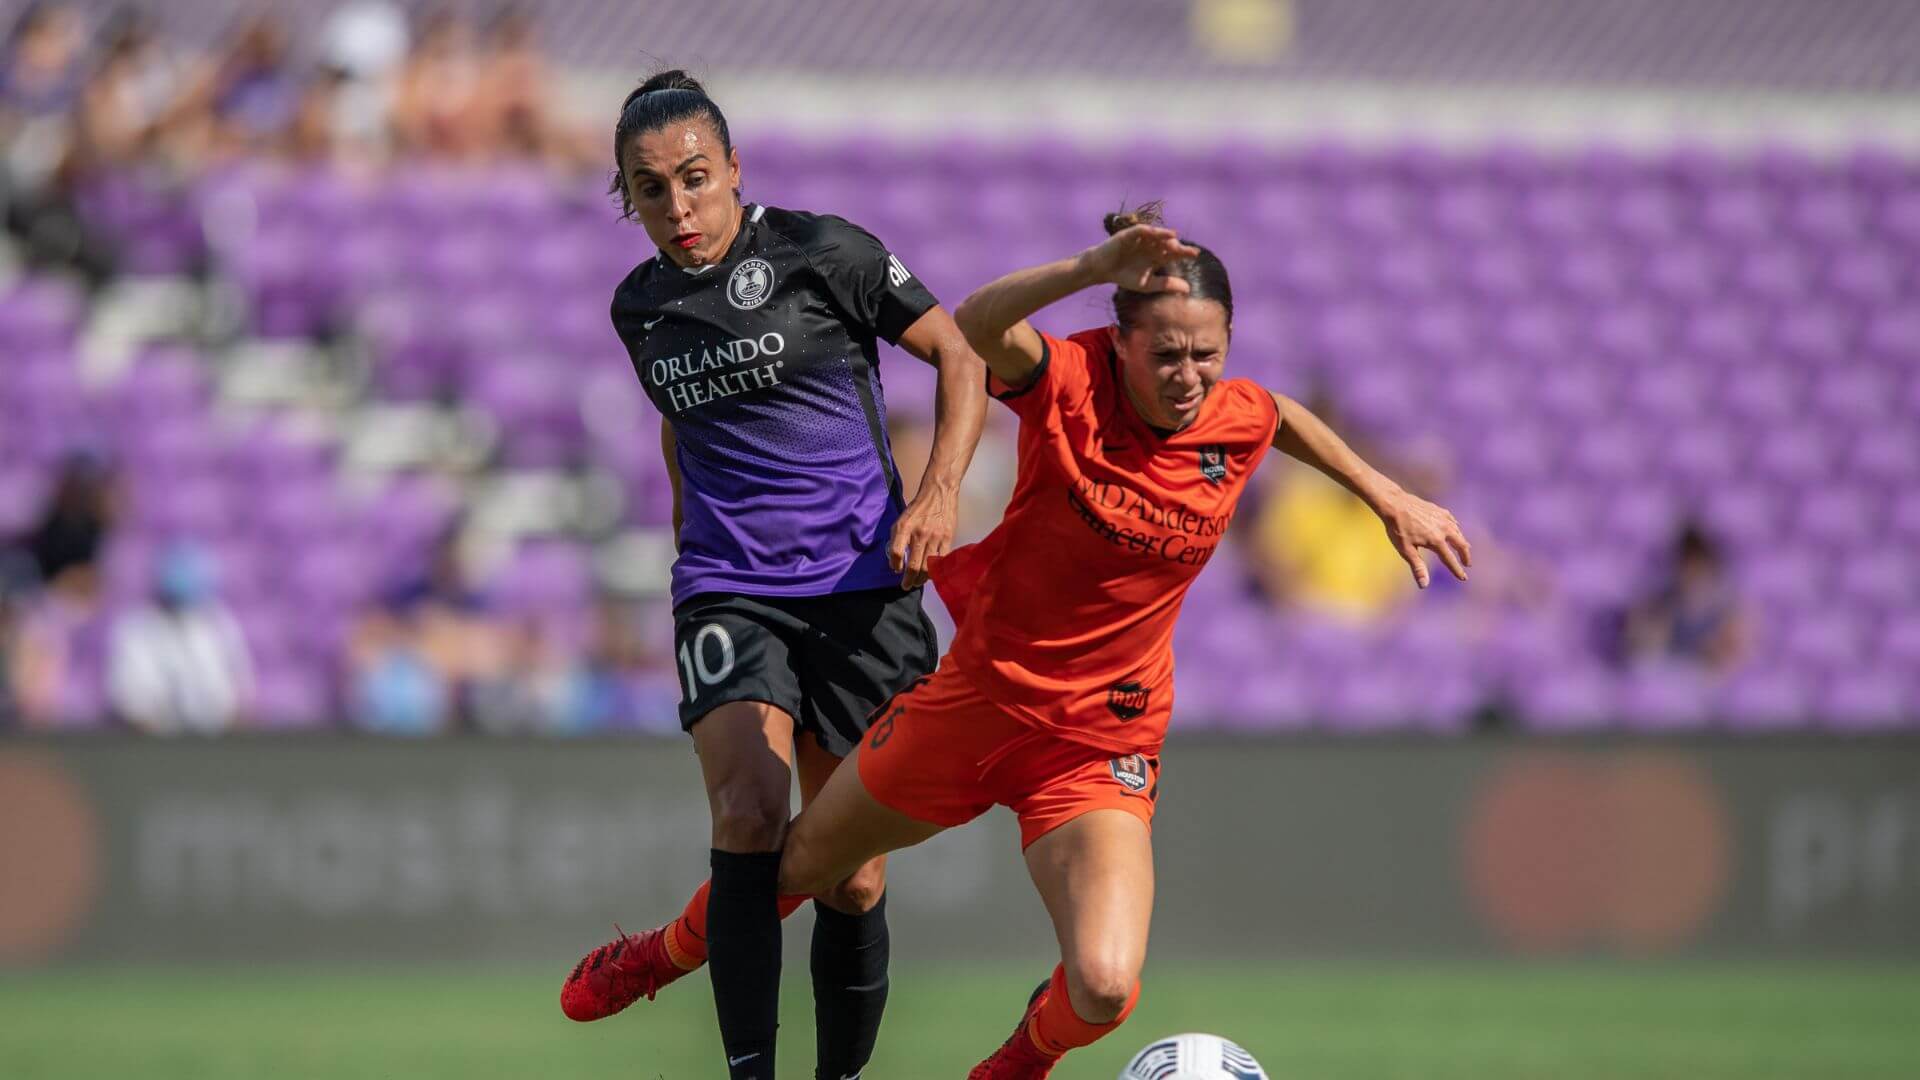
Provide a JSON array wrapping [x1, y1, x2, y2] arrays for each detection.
[[1026, 964, 1139, 1057], [662, 879, 810, 970]]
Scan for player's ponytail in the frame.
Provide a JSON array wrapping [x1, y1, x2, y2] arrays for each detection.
[[1103, 200, 1167, 237], [1103, 201, 1235, 335], [609, 68, 735, 221]]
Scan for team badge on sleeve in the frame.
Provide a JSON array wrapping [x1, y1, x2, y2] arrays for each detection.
[[728, 257, 776, 309]]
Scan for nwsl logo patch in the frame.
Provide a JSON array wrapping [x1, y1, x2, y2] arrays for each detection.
[[1109, 754, 1151, 793], [1198, 445, 1228, 484]]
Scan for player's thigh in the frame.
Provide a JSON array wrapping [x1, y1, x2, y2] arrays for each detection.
[[779, 742, 945, 899], [671, 593, 805, 738], [690, 700, 797, 853], [793, 731, 848, 805], [795, 734, 889, 912], [792, 586, 938, 758], [1023, 809, 1155, 1009]]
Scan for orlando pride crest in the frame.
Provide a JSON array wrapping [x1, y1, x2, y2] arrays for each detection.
[[1107, 680, 1150, 721]]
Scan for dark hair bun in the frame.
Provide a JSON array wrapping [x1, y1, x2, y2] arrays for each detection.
[[1103, 200, 1166, 236], [637, 69, 707, 97]]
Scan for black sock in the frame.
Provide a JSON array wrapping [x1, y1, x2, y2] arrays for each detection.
[[811, 893, 890, 1080], [709, 849, 782, 1080]]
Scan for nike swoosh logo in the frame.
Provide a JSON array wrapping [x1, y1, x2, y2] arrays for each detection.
[[643, 316, 664, 330], [728, 1053, 761, 1066]]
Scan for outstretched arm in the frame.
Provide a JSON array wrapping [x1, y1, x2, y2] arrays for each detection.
[[1268, 391, 1472, 589], [953, 225, 1200, 389], [891, 307, 989, 588]]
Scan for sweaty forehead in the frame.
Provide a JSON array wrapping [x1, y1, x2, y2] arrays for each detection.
[[1141, 298, 1229, 348], [625, 123, 720, 172]]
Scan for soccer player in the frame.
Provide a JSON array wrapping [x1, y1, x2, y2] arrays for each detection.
[[558, 72, 987, 1080], [773, 204, 1472, 1078]]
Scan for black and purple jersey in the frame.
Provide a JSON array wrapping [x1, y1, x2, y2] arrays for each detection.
[[611, 205, 938, 605]]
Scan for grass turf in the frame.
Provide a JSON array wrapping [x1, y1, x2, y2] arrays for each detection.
[[2, 964, 1917, 1079]]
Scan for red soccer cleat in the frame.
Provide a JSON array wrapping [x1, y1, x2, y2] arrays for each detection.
[[560, 924, 697, 1022], [967, 979, 1060, 1080]]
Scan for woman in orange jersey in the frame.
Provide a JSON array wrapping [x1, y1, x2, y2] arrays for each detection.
[[777, 204, 1473, 1079]]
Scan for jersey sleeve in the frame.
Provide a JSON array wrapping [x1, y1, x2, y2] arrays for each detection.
[[609, 272, 650, 367], [803, 215, 938, 344], [987, 331, 1098, 426], [1241, 380, 1283, 446]]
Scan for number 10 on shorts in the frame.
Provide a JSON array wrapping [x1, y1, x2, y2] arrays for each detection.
[[677, 623, 736, 701]]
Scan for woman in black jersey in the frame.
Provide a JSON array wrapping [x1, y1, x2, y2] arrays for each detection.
[[557, 72, 987, 1080]]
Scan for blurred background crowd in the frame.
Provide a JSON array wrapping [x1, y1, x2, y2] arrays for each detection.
[[2, 0, 1915, 736]]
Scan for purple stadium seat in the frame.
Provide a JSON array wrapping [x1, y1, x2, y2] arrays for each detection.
[[1847, 426, 1919, 483], [489, 542, 593, 616], [1777, 610, 1872, 676], [1818, 670, 1916, 733], [1877, 613, 1920, 669], [7, 140, 1909, 734], [1514, 664, 1619, 733], [1716, 668, 1815, 731], [1738, 546, 1829, 610], [1590, 303, 1669, 360], [1618, 662, 1716, 732], [1827, 247, 1903, 305], [1701, 486, 1786, 544], [1774, 303, 1853, 362], [252, 658, 334, 730], [1792, 487, 1879, 548]]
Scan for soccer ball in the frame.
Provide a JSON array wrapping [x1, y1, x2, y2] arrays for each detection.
[[1118, 1032, 1268, 1079]]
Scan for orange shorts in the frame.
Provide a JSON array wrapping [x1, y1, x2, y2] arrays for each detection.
[[856, 665, 1160, 849]]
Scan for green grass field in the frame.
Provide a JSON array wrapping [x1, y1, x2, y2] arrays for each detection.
[[4, 964, 1918, 1079]]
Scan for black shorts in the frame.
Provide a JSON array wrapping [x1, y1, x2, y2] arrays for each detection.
[[671, 586, 938, 757]]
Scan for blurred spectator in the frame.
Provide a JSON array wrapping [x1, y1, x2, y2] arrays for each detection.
[[472, 5, 592, 168], [175, 15, 302, 161], [1247, 464, 1412, 622], [2, 1, 115, 284], [316, 0, 409, 164], [5, 565, 103, 727], [21, 454, 115, 592], [0, 1, 85, 188], [389, 9, 481, 161], [347, 529, 491, 734], [287, 64, 351, 163], [106, 542, 254, 733], [1622, 522, 1751, 673], [349, 609, 453, 735], [72, 10, 181, 172], [529, 597, 650, 733], [1241, 393, 1414, 624], [321, 1, 410, 82]]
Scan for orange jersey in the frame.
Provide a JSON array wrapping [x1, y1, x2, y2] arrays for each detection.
[[931, 328, 1279, 755]]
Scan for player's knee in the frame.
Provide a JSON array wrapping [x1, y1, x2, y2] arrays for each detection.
[[775, 820, 835, 896], [815, 860, 886, 915], [709, 782, 789, 852], [1064, 960, 1139, 1026]]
